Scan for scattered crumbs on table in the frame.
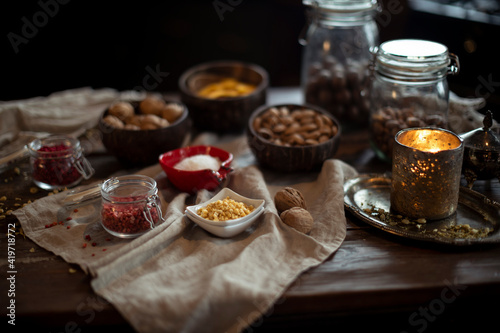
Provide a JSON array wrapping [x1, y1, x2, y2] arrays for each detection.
[[432, 224, 493, 239], [362, 203, 493, 239]]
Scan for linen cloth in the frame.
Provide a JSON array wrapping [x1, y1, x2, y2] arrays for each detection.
[[0, 87, 148, 155], [15, 156, 357, 333], [10, 87, 359, 333]]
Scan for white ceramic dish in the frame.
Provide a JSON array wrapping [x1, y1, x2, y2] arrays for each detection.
[[185, 205, 264, 226], [186, 206, 264, 238], [185, 187, 265, 237], [185, 188, 265, 226]]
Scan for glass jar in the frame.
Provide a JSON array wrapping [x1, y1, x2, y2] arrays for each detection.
[[28, 135, 94, 190], [100, 175, 163, 238], [369, 39, 460, 161], [300, 0, 380, 130]]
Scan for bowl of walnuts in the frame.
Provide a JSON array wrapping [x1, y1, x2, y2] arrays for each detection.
[[99, 95, 191, 166], [246, 103, 341, 172]]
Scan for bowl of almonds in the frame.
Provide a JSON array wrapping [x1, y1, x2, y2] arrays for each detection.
[[247, 104, 341, 172], [99, 95, 191, 166]]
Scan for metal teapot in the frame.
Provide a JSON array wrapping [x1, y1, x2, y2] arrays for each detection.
[[460, 111, 500, 188]]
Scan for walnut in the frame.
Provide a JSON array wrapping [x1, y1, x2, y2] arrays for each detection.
[[274, 187, 307, 215], [280, 207, 313, 234], [108, 101, 134, 120], [125, 115, 145, 127], [102, 115, 124, 128], [161, 103, 184, 123], [139, 96, 165, 115], [140, 114, 169, 130], [123, 124, 140, 130]]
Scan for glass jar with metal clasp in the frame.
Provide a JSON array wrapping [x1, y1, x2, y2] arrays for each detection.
[[100, 175, 164, 238], [369, 39, 460, 161], [28, 135, 94, 190], [300, 0, 380, 130]]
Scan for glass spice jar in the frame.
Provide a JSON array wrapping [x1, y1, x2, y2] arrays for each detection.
[[28, 135, 94, 190], [369, 39, 460, 161], [300, 0, 380, 130], [100, 175, 163, 238]]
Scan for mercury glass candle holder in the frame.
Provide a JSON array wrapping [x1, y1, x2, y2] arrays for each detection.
[[390, 127, 464, 220]]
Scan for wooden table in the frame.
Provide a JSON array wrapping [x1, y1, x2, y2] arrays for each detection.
[[1, 89, 499, 333]]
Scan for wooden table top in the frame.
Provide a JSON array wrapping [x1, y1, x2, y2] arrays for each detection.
[[1, 89, 499, 333]]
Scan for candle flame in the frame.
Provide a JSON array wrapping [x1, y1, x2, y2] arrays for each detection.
[[323, 40, 331, 53], [398, 129, 461, 153]]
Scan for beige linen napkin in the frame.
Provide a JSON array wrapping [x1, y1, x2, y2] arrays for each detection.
[[9, 87, 358, 333], [15, 157, 356, 333], [0, 87, 116, 147], [0, 87, 150, 154]]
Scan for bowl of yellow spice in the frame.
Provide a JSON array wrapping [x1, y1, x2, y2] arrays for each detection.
[[179, 60, 269, 133]]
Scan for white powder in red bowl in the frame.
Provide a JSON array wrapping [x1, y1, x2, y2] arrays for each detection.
[[173, 154, 221, 171]]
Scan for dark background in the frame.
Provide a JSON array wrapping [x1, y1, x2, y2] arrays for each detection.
[[1, 0, 499, 115]]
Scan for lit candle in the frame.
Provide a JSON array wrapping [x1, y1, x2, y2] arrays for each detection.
[[390, 128, 464, 220]]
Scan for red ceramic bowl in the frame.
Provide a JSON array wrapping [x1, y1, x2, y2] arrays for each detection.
[[159, 145, 233, 193]]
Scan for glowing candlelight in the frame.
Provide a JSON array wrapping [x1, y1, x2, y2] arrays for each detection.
[[390, 128, 464, 220]]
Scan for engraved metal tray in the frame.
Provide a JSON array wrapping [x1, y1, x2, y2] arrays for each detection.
[[344, 174, 500, 246]]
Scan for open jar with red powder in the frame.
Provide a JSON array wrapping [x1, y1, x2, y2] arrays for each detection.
[[100, 175, 164, 238], [28, 135, 94, 190]]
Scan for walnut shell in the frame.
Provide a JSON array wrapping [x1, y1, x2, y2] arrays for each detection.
[[161, 103, 184, 123], [123, 124, 140, 130], [280, 207, 313, 234], [102, 115, 124, 128], [274, 187, 307, 215], [125, 115, 145, 127], [139, 96, 165, 115], [108, 101, 134, 120], [140, 114, 169, 129]]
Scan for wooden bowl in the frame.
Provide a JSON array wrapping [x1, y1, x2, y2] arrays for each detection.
[[246, 104, 342, 172], [178, 60, 269, 133], [98, 99, 191, 166]]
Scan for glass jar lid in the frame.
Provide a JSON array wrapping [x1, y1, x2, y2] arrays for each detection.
[[303, 0, 378, 12], [101, 175, 158, 203], [28, 135, 82, 159], [374, 39, 460, 80]]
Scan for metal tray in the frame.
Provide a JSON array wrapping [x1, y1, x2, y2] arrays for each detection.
[[344, 174, 500, 246]]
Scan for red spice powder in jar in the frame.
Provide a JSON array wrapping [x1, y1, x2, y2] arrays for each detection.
[[100, 175, 163, 238], [28, 136, 94, 190], [101, 195, 160, 235]]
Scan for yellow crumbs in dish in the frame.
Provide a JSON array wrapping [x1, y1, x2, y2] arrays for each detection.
[[197, 196, 255, 221], [197, 78, 256, 99]]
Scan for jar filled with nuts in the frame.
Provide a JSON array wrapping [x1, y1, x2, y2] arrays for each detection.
[[369, 39, 460, 161], [299, 0, 380, 130]]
